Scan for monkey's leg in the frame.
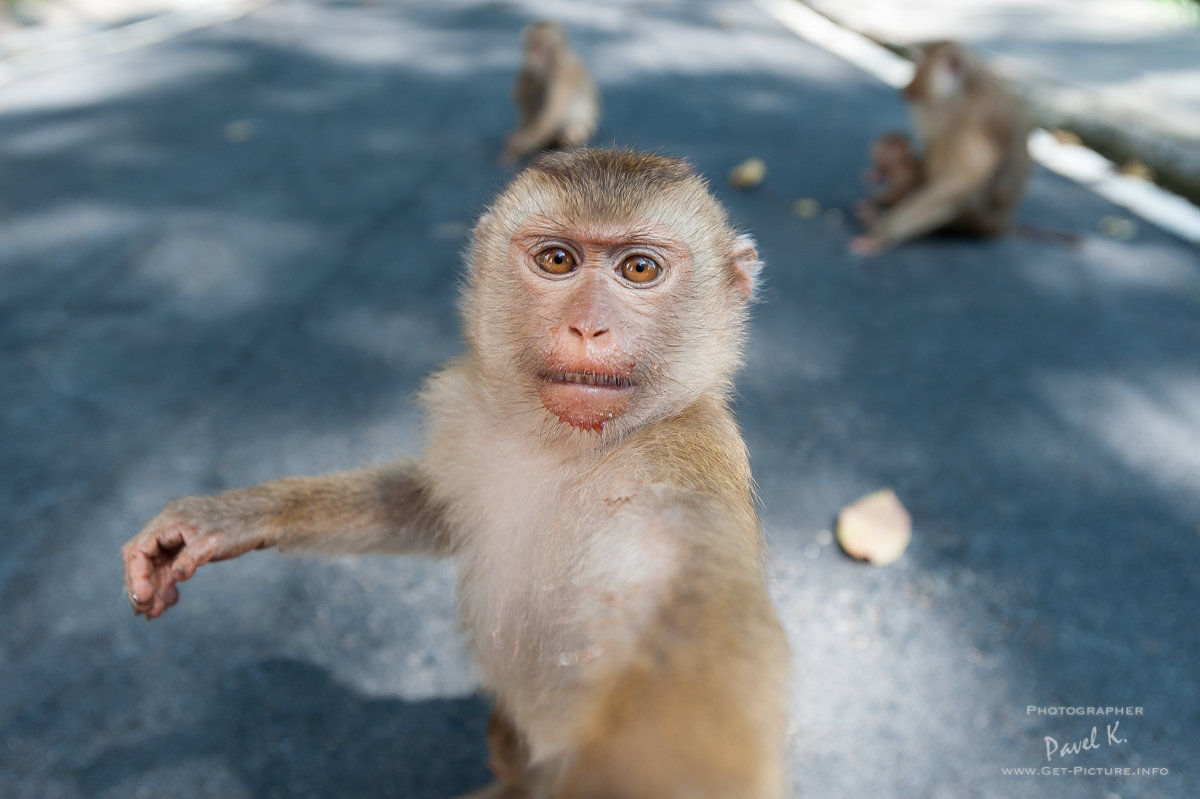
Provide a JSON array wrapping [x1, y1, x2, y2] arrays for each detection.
[[487, 706, 532, 785], [867, 173, 985, 249], [454, 708, 532, 799], [123, 462, 448, 618]]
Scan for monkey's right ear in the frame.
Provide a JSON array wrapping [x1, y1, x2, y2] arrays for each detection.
[[728, 234, 762, 302]]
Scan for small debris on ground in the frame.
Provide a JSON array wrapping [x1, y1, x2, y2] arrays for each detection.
[[728, 157, 766, 189], [1050, 129, 1082, 146], [836, 488, 912, 566], [1118, 160, 1154, 181], [1098, 215, 1138, 240], [792, 198, 821, 217]]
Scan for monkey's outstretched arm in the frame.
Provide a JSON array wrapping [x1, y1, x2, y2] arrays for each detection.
[[122, 462, 448, 618]]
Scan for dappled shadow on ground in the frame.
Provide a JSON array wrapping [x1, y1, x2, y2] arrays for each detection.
[[10, 653, 491, 798], [0, 0, 1197, 797]]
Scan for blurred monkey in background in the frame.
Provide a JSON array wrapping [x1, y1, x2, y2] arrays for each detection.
[[852, 40, 1032, 254], [502, 21, 601, 165]]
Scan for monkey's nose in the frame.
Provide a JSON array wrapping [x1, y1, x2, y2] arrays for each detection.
[[569, 322, 609, 340]]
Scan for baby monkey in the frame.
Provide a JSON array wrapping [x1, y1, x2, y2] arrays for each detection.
[[123, 148, 790, 799], [852, 40, 1032, 254], [501, 21, 601, 165], [855, 130, 922, 230]]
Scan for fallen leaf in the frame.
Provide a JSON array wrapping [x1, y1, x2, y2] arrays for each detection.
[[836, 488, 912, 566], [729, 158, 766, 189]]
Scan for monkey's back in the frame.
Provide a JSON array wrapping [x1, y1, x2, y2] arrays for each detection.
[[924, 71, 1032, 234]]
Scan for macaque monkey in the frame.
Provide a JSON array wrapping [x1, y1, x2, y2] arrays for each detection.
[[851, 40, 1032, 255], [123, 148, 790, 798], [854, 130, 922, 229], [501, 21, 600, 165]]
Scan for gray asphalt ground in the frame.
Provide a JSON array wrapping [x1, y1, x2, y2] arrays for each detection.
[[1, 0, 1198, 797]]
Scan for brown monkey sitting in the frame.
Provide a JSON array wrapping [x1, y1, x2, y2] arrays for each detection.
[[123, 148, 790, 799], [852, 40, 1032, 254], [501, 21, 601, 165]]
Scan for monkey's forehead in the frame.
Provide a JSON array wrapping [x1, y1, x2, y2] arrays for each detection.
[[521, 149, 724, 216], [482, 149, 738, 253], [492, 180, 729, 244]]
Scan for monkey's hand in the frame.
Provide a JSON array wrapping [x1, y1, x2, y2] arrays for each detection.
[[849, 235, 888, 256], [122, 496, 276, 619]]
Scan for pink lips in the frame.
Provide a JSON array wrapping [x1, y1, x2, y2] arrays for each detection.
[[538, 370, 636, 432]]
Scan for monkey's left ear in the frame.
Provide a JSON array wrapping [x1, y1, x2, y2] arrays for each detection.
[[728, 234, 762, 302], [473, 211, 495, 242]]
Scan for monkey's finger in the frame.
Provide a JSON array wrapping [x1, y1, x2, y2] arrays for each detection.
[[124, 549, 160, 613], [157, 580, 180, 608], [124, 519, 183, 569], [153, 523, 186, 553], [849, 236, 885, 256], [144, 592, 168, 619], [170, 534, 223, 581]]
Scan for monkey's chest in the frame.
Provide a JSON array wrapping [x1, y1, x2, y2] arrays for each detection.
[[459, 514, 664, 664], [454, 492, 676, 742]]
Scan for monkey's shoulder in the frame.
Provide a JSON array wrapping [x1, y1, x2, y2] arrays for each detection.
[[612, 396, 754, 504]]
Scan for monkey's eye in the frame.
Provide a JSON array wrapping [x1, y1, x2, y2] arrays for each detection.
[[619, 255, 662, 285], [535, 247, 577, 275]]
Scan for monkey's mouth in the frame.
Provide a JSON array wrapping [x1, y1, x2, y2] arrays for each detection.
[[542, 371, 635, 389], [537, 371, 637, 433]]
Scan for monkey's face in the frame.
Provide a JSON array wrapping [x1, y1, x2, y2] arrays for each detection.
[[878, 142, 913, 176], [523, 23, 564, 73], [505, 219, 688, 433], [465, 150, 760, 440], [904, 41, 964, 105]]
